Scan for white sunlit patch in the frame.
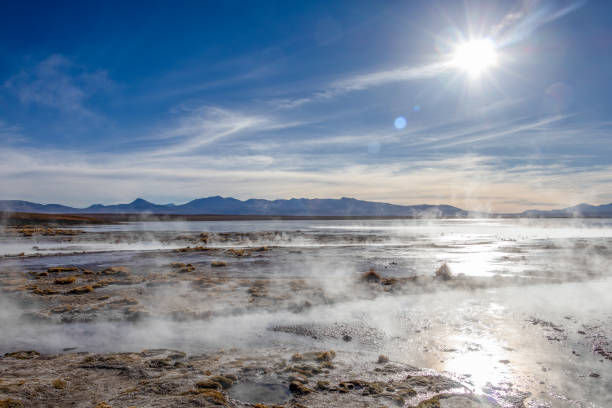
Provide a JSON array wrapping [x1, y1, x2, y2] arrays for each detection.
[[452, 38, 498, 77], [394, 116, 407, 129]]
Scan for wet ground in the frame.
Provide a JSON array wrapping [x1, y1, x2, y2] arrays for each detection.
[[1, 219, 611, 407]]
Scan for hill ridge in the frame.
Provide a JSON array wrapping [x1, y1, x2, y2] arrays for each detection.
[[1, 197, 611, 217]]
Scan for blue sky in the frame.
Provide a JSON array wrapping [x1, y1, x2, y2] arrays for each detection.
[[1, 0, 611, 211]]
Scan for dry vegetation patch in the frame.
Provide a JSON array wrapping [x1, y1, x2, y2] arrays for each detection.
[[54, 276, 77, 285], [67, 285, 94, 294], [47, 267, 79, 273], [0, 399, 24, 408], [3, 351, 40, 359], [51, 379, 66, 389]]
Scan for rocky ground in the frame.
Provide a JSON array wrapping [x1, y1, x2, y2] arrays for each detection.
[[0, 251, 555, 325], [1, 227, 611, 407], [1, 346, 516, 408]]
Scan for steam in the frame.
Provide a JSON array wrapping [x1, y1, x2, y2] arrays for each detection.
[[1, 217, 611, 406]]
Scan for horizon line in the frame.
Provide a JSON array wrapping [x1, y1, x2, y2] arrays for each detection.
[[1, 196, 611, 215]]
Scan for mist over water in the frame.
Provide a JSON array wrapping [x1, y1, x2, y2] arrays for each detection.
[[2, 218, 612, 407]]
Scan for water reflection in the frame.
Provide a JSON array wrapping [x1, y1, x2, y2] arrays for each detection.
[[443, 333, 513, 392]]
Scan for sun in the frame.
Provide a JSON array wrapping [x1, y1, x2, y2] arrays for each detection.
[[452, 38, 498, 77]]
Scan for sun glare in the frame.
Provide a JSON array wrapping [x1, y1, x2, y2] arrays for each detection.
[[452, 38, 498, 77]]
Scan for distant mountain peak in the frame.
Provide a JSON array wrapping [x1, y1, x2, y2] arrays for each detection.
[[130, 198, 152, 205], [521, 201, 612, 217]]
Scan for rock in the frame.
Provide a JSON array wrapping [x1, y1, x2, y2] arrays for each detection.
[[54, 276, 77, 285], [47, 267, 79, 273], [288, 375, 308, 384], [316, 380, 330, 391], [195, 380, 222, 390], [147, 358, 172, 368], [289, 381, 313, 395], [361, 269, 381, 283], [0, 399, 24, 408], [32, 288, 58, 295], [434, 263, 452, 280], [4, 351, 40, 359], [316, 350, 336, 362], [67, 285, 94, 294], [193, 389, 227, 404], [102, 266, 130, 276], [209, 375, 234, 389]]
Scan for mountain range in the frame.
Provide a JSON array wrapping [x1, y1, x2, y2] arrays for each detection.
[[519, 202, 612, 218], [0, 197, 611, 217]]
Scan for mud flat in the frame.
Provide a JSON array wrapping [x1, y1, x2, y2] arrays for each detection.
[[1, 219, 611, 407], [1, 347, 516, 408]]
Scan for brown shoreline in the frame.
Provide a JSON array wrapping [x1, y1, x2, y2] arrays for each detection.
[[1, 211, 607, 227]]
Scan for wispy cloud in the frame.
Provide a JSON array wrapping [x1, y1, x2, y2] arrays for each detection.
[[0, 119, 25, 144], [274, 0, 586, 110], [332, 62, 450, 92], [493, 0, 587, 46], [239, 112, 573, 156], [3, 54, 113, 118], [143, 106, 306, 157], [1, 141, 610, 212], [419, 114, 572, 149], [275, 62, 451, 109]]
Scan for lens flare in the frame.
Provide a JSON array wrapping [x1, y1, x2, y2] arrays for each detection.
[[394, 116, 407, 129]]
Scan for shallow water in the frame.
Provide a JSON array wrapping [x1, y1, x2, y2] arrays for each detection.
[[3, 219, 612, 279], [228, 382, 292, 404], [77, 218, 612, 235], [1, 218, 612, 407]]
